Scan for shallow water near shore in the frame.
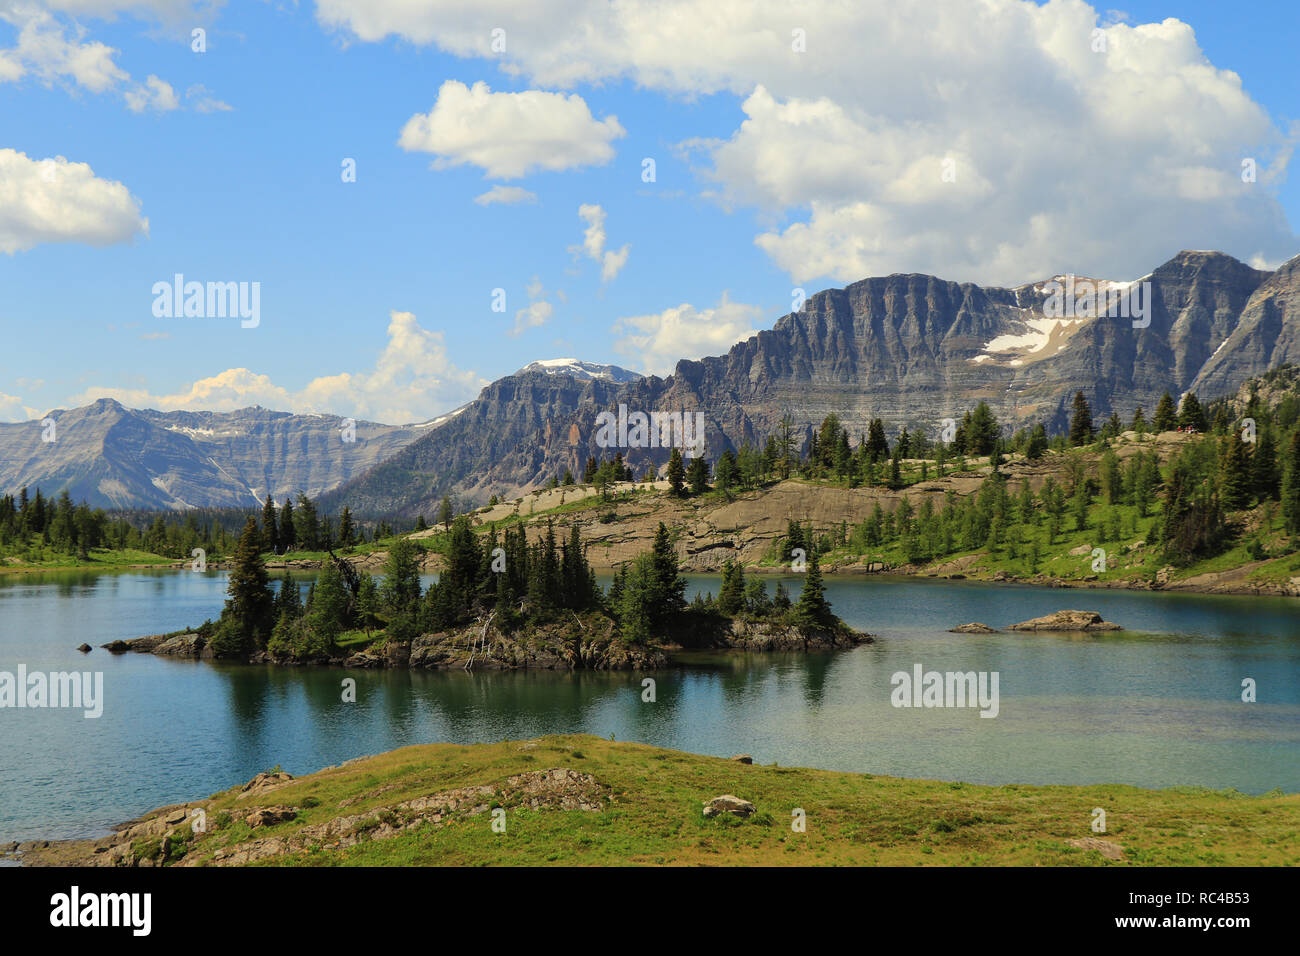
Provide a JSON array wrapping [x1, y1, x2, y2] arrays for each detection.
[[1, 568, 1297, 843]]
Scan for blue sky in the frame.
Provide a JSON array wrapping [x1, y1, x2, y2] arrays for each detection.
[[1, 0, 1295, 424]]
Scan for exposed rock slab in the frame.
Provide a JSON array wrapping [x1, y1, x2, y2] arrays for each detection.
[[1008, 610, 1122, 631]]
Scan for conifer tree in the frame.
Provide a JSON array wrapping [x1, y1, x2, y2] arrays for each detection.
[[212, 516, 274, 657], [261, 496, 278, 553], [666, 448, 686, 496], [1281, 432, 1300, 534], [1178, 393, 1208, 432], [792, 551, 832, 629], [687, 454, 710, 495], [1069, 391, 1093, 446], [1153, 392, 1177, 431]]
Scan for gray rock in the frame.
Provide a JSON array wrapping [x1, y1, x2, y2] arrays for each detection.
[[703, 795, 756, 819]]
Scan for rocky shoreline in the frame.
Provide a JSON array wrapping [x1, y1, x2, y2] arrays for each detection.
[[101, 614, 872, 671]]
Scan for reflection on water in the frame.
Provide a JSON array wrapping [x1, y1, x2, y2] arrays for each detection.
[[1, 568, 1297, 842]]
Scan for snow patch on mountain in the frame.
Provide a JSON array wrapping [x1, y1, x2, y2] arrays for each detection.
[[518, 359, 642, 383]]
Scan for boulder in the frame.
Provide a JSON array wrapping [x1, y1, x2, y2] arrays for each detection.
[[1065, 837, 1124, 861], [949, 622, 999, 634], [76, 643, 92, 653], [244, 807, 297, 829], [703, 795, 756, 818], [1008, 610, 1122, 631], [731, 755, 754, 765], [237, 771, 295, 800]]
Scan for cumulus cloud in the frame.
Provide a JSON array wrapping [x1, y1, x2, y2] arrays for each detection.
[[1, 3, 220, 111], [71, 311, 488, 424], [611, 293, 762, 375], [124, 73, 178, 111], [572, 204, 629, 282], [185, 83, 232, 113], [511, 276, 555, 336], [398, 80, 625, 180], [473, 184, 537, 206], [319, 0, 1297, 286], [0, 149, 148, 253]]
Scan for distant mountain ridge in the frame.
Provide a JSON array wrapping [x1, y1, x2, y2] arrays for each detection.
[[324, 249, 1300, 517], [0, 399, 426, 510]]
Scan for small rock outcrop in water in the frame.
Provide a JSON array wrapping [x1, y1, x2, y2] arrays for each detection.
[[703, 795, 756, 818], [1008, 610, 1122, 631], [76, 643, 92, 653], [949, 623, 998, 634]]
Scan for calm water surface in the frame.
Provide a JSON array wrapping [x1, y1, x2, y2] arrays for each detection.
[[1, 569, 1297, 842]]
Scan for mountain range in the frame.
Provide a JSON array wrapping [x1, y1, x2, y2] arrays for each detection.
[[4, 249, 1298, 514]]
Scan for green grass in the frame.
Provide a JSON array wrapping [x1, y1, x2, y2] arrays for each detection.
[[165, 735, 1299, 867], [0, 545, 177, 574]]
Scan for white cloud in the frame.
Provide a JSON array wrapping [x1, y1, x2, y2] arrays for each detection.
[[185, 83, 232, 113], [611, 293, 762, 375], [0, 149, 148, 253], [511, 276, 555, 336], [0, 3, 128, 93], [398, 80, 625, 180], [573, 203, 629, 282], [319, 0, 1297, 286], [71, 311, 488, 424], [473, 184, 537, 206], [124, 73, 178, 112], [0, 3, 218, 112]]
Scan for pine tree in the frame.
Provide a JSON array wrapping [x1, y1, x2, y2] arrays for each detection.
[[1252, 427, 1280, 502], [439, 495, 453, 530], [212, 516, 274, 657], [1026, 423, 1048, 460], [687, 454, 710, 495], [667, 448, 686, 496], [338, 506, 356, 548], [1069, 391, 1093, 446], [1153, 392, 1177, 431], [278, 498, 296, 550], [717, 559, 746, 615], [380, 537, 422, 617], [261, 496, 278, 553], [792, 551, 833, 629], [1131, 405, 1147, 433], [1220, 430, 1253, 509], [1281, 432, 1300, 534], [1178, 393, 1208, 432]]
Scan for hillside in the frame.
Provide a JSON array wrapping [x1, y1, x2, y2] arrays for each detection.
[[12, 735, 1296, 867], [329, 249, 1300, 515], [405, 427, 1300, 598]]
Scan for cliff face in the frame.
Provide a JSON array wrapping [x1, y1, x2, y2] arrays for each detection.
[[330, 250, 1295, 516]]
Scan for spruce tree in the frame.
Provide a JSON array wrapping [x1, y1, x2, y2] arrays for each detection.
[[1153, 392, 1177, 431], [279, 498, 296, 550], [792, 551, 833, 629], [1252, 427, 1280, 502], [717, 559, 746, 615], [686, 454, 710, 495], [1281, 432, 1300, 534], [1220, 430, 1253, 509], [261, 496, 278, 553], [1068, 391, 1093, 446], [1178, 393, 1208, 432], [213, 516, 274, 657], [667, 448, 686, 496], [380, 537, 422, 617]]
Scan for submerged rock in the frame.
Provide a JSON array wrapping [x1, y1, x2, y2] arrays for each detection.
[[1007, 610, 1122, 631]]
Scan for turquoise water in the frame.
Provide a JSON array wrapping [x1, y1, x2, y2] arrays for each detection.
[[0, 569, 1297, 843]]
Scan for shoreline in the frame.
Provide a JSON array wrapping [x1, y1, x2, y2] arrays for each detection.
[[8, 555, 1295, 600], [7, 734, 1297, 867]]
